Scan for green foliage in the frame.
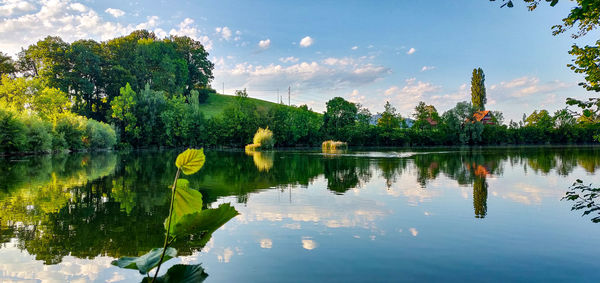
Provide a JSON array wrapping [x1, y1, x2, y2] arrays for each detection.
[[85, 119, 117, 149], [268, 104, 323, 147], [0, 76, 70, 121], [563, 179, 600, 223], [171, 203, 239, 237], [413, 101, 441, 130], [142, 264, 208, 283], [195, 87, 216, 103], [16, 31, 214, 121], [0, 52, 16, 77], [109, 148, 239, 281], [175, 148, 206, 175], [111, 247, 177, 275], [323, 97, 358, 141], [54, 114, 86, 150], [22, 115, 52, 153], [322, 140, 348, 150], [568, 41, 600, 92], [251, 127, 275, 149], [166, 180, 204, 234], [0, 108, 26, 153], [111, 83, 139, 143], [377, 101, 402, 130], [470, 67, 486, 110], [525, 109, 554, 129]]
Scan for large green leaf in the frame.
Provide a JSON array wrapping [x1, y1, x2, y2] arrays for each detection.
[[141, 264, 208, 283], [111, 247, 177, 275], [164, 179, 204, 233], [175, 148, 205, 175], [171, 203, 239, 237]]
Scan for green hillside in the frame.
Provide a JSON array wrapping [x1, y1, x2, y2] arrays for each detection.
[[199, 93, 299, 118]]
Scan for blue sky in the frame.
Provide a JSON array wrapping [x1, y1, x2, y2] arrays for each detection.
[[1, 0, 598, 121]]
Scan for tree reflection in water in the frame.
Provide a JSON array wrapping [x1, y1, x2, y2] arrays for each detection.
[[1, 147, 600, 266]]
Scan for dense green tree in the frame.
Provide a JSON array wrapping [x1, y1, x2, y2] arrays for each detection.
[[17, 36, 71, 91], [323, 97, 358, 141], [471, 67, 487, 110], [13, 31, 214, 122], [0, 52, 16, 78], [68, 40, 105, 119], [137, 84, 167, 145], [0, 76, 70, 121], [166, 35, 214, 94], [525, 109, 554, 129], [442, 101, 483, 144], [377, 101, 402, 130], [111, 83, 139, 144], [413, 101, 440, 130]]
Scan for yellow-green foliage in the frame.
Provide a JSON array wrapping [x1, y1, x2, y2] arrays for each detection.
[[245, 143, 262, 151], [245, 150, 274, 172], [246, 127, 275, 150], [253, 127, 275, 148], [322, 140, 348, 150]]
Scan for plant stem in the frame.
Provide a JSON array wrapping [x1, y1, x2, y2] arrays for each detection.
[[152, 168, 180, 283]]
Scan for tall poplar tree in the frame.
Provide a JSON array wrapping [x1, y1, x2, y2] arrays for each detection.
[[471, 67, 486, 110]]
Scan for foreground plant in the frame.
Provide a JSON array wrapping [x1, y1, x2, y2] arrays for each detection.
[[111, 148, 239, 282], [563, 179, 600, 223]]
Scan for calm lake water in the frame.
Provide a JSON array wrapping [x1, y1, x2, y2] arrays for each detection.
[[1, 147, 600, 282]]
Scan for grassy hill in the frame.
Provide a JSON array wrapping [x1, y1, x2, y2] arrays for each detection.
[[199, 93, 288, 118]]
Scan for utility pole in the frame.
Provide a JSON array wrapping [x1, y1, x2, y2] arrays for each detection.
[[288, 86, 290, 106], [222, 82, 225, 95]]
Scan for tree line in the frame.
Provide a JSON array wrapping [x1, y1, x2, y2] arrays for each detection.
[[1, 28, 599, 152]]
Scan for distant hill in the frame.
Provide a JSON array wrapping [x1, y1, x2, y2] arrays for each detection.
[[199, 93, 291, 118]]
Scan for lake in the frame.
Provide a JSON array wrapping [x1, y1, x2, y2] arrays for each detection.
[[1, 147, 600, 282]]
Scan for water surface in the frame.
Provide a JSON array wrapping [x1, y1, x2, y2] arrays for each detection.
[[1, 147, 599, 282]]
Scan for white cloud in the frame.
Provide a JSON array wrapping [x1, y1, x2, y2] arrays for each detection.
[[214, 57, 390, 104], [104, 8, 125, 18], [259, 238, 272, 249], [69, 2, 86, 12], [490, 76, 570, 98], [168, 18, 213, 50], [279, 56, 299, 63], [351, 46, 358, 50], [0, 1, 214, 55], [299, 36, 313, 47], [215, 26, 232, 40], [302, 238, 317, 250], [406, 47, 416, 55], [383, 78, 441, 113], [348, 89, 366, 104], [258, 38, 270, 49], [0, 0, 36, 16], [421, 66, 435, 72]]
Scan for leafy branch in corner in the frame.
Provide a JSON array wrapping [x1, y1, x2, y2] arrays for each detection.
[[563, 179, 600, 223]]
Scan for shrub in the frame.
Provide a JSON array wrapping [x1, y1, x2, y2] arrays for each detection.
[[322, 140, 348, 150], [22, 115, 52, 153], [85, 119, 117, 149], [54, 114, 86, 150], [246, 127, 275, 151], [253, 127, 275, 148], [0, 108, 26, 153]]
